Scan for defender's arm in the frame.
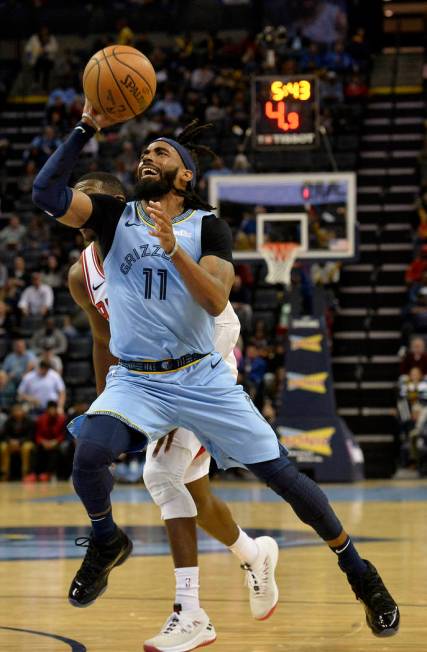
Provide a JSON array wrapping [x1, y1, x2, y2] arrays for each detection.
[[68, 262, 117, 394]]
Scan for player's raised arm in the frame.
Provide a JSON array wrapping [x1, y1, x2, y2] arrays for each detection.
[[32, 100, 123, 227], [68, 261, 117, 393]]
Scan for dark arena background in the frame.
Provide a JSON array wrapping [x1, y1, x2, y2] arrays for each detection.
[[0, 1, 426, 650]]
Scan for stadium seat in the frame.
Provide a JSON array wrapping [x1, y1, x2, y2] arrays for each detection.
[[253, 288, 279, 311], [54, 289, 79, 314], [252, 310, 276, 336], [19, 315, 45, 338], [72, 386, 97, 404], [0, 337, 9, 362], [64, 361, 92, 386], [67, 336, 92, 361]]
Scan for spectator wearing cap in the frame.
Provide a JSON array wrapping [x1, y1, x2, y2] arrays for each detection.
[[18, 272, 54, 317], [17, 361, 65, 414], [0, 403, 35, 481], [400, 337, 427, 377], [30, 316, 67, 355], [2, 339, 37, 387], [34, 400, 68, 481]]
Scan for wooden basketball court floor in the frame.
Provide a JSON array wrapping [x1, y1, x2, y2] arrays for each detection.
[[0, 479, 426, 652]]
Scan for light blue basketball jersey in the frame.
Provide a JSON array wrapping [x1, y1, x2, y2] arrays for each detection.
[[104, 202, 215, 361]]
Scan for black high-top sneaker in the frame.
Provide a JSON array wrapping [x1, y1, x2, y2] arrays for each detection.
[[68, 527, 133, 607], [347, 559, 400, 636]]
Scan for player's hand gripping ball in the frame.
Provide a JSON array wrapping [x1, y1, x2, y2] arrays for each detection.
[[83, 44, 156, 122]]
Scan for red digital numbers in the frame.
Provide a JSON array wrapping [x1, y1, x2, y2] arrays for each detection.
[[265, 101, 300, 132]]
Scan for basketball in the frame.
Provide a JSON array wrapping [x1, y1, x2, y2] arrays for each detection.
[[82, 44, 156, 121]]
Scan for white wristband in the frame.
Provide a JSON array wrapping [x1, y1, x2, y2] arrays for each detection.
[[166, 239, 179, 258], [82, 112, 101, 132]]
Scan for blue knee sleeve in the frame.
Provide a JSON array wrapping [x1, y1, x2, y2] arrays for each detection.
[[73, 440, 115, 515], [247, 444, 342, 541], [72, 415, 147, 516]]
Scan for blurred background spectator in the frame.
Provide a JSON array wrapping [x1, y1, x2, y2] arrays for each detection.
[[2, 339, 36, 388], [18, 272, 54, 317], [24, 25, 59, 91], [17, 361, 65, 415], [0, 403, 35, 481], [34, 400, 71, 481]]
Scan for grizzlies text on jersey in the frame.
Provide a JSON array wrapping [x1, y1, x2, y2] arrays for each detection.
[[103, 202, 215, 361]]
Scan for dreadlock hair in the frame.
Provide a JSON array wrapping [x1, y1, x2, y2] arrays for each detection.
[[174, 119, 216, 212]]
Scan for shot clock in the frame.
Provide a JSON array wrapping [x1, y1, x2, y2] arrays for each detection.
[[252, 75, 319, 149]]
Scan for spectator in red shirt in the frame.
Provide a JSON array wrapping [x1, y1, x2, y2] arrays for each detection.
[[34, 400, 68, 480], [405, 254, 427, 285], [400, 337, 427, 376]]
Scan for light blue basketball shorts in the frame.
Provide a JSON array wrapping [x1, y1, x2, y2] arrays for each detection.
[[68, 352, 281, 469]]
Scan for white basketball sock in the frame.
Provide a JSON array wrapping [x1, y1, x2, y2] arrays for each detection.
[[228, 527, 259, 566], [175, 567, 200, 611]]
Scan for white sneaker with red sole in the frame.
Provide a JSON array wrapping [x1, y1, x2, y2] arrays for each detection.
[[242, 536, 279, 620], [143, 605, 216, 652]]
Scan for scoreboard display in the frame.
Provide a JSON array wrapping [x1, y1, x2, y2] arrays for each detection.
[[251, 75, 319, 149]]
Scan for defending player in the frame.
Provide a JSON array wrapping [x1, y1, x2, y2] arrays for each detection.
[[33, 105, 399, 651], [68, 171, 279, 645]]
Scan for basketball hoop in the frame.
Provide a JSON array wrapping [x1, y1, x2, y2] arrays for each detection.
[[260, 242, 300, 286]]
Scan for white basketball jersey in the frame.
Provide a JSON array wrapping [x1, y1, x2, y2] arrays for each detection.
[[81, 242, 109, 320]]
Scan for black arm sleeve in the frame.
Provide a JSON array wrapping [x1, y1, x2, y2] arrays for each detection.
[[83, 194, 126, 258], [200, 215, 233, 263]]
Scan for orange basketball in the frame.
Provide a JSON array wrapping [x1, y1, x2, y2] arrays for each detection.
[[83, 44, 156, 121]]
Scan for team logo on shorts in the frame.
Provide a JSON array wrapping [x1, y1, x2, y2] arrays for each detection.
[[278, 426, 335, 456], [287, 371, 328, 394], [290, 334, 322, 352]]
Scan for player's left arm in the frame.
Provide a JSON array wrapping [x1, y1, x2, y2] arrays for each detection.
[[147, 202, 234, 316], [175, 251, 234, 316]]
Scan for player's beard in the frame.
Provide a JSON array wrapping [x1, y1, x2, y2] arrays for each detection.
[[134, 167, 179, 201]]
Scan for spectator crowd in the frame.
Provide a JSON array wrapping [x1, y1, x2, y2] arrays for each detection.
[[398, 144, 427, 476]]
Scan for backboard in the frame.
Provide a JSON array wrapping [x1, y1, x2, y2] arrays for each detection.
[[208, 172, 356, 261]]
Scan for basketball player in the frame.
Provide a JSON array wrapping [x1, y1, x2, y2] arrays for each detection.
[[68, 171, 280, 638], [33, 104, 399, 651]]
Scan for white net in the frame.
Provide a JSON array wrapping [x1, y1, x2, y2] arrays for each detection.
[[260, 243, 300, 286]]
